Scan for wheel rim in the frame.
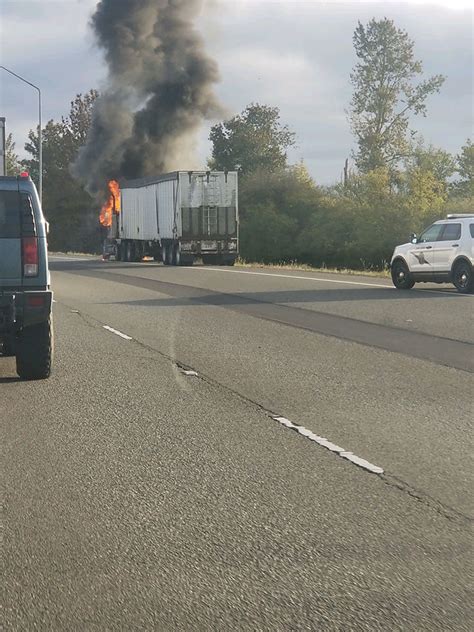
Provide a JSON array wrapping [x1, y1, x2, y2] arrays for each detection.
[[394, 264, 407, 285], [455, 266, 469, 289]]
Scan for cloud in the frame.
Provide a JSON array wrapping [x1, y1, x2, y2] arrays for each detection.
[[1, 0, 472, 184]]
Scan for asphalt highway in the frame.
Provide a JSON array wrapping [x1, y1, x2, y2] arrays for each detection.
[[2, 255, 473, 630]]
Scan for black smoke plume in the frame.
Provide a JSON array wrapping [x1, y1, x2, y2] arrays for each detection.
[[73, 0, 221, 195]]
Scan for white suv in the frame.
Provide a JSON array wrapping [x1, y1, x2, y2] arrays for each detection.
[[390, 214, 474, 294]]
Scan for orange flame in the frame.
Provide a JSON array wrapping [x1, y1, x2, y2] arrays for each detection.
[[99, 180, 120, 227]]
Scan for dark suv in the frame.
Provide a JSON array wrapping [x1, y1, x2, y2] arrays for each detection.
[[0, 174, 53, 379]]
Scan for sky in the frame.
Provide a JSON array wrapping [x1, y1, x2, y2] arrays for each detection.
[[0, 0, 472, 184]]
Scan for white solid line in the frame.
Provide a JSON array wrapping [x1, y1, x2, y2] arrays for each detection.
[[272, 415, 384, 474], [188, 266, 472, 298], [190, 267, 389, 288], [49, 256, 92, 262], [102, 325, 132, 340]]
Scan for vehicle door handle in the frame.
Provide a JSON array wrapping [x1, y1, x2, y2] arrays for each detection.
[[425, 246, 432, 249], [452, 244, 459, 247]]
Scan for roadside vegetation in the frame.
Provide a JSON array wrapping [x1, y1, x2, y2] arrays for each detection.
[[6, 19, 473, 269]]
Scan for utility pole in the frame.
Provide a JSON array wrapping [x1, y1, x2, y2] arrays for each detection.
[[343, 158, 349, 187], [0, 117, 5, 176], [0, 66, 42, 203]]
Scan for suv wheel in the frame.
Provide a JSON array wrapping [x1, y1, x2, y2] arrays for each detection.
[[16, 318, 53, 380], [452, 260, 473, 294], [391, 260, 415, 290]]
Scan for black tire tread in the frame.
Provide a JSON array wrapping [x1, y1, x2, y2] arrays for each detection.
[[16, 319, 53, 380], [391, 260, 415, 290], [452, 260, 473, 294]]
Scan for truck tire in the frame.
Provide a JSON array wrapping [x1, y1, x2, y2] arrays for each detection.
[[125, 241, 135, 263], [173, 244, 179, 266], [202, 254, 219, 265], [115, 244, 122, 261], [222, 257, 236, 266], [16, 318, 53, 380], [174, 245, 194, 266], [134, 241, 143, 262], [163, 244, 171, 266]]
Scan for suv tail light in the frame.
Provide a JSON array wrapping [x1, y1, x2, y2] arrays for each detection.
[[22, 237, 39, 277]]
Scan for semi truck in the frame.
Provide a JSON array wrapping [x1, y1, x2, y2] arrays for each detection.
[[105, 170, 239, 266]]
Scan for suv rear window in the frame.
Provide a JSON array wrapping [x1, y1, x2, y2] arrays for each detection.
[[0, 190, 21, 238], [439, 223, 461, 241]]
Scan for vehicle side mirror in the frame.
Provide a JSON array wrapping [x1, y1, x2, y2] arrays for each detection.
[[410, 233, 417, 244]]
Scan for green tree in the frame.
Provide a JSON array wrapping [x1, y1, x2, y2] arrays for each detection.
[[239, 203, 298, 263], [406, 140, 455, 185], [453, 139, 474, 199], [209, 104, 296, 175], [404, 167, 446, 225], [349, 18, 445, 173], [22, 91, 99, 252], [5, 133, 20, 175]]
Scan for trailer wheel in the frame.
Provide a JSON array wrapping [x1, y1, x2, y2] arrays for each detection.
[[173, 244, 181, 266], [125, 241, 135, 263], [133, 241, 142, 263], [181, 255, 194, 267], [115, 244, 121, 261], [222, 256, 236, 266], [163, 244, 172, 266], [202, 254, 217, 265]]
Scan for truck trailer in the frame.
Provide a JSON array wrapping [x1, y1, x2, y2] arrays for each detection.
[[106, 170, 238, 266]]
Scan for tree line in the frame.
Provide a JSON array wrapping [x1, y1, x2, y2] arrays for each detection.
[[6, 18, 473, 268]]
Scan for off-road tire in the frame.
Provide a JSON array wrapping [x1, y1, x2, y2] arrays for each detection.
[[452, 260, 473, 294], [16, 318, 53, 380], [1, 337, 15, 357], [391, 260, 415, 290]]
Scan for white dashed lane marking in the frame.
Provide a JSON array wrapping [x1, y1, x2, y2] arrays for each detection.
[[99, 319, 380, 473], [102, 325, 133, 340], [272, 415, 384, 475]]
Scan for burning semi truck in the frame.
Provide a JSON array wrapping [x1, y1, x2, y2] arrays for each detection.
[[101, 170, 238, 266]]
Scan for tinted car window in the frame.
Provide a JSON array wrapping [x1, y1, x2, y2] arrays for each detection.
[[0, 190, 21, 238], [470, 224, 474, 238], [418, 223, 444, 243], [439, 223, 461, 241]]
